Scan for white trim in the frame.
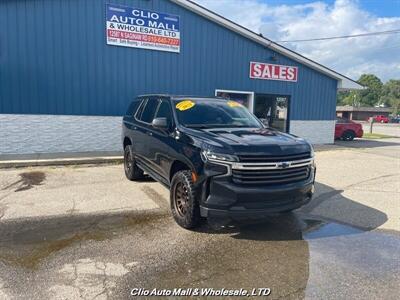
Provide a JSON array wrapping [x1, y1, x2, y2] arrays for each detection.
[[171, 0, 363, 90], [215, 89, 255, 112]]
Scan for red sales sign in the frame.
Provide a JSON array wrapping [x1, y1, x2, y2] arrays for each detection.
[[250, 62, 298, 82]]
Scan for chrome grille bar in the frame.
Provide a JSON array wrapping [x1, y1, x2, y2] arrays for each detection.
[[231, 158, 314, 170]]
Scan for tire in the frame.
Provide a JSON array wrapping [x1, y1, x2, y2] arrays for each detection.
[[124, 145, 144, 181], [170, 170, 200, 229], [342, 130, 355, 141]]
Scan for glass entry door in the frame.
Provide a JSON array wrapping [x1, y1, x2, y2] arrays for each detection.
[[254, 94, 290, 132]]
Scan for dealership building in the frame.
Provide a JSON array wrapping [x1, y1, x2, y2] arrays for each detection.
[[0, 0, 362, 156]]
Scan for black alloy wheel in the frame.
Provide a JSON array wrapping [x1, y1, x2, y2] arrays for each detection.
[[124, 146, 144, 180], [170, 170, 200, 229]]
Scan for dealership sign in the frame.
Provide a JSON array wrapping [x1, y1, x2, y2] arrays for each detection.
[[106, 4, 180, 53], [250, 62, 298, 82]]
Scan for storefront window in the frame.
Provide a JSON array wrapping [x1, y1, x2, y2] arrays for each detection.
[[215, 90, 254, 110], [254, 94, 289, 132]]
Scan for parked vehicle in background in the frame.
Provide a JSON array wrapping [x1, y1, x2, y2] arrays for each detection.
[[335, 117, 363, 141], [122, 95, 316, 229], [371, 115, 390, 123], [389, 116, 400, 123]]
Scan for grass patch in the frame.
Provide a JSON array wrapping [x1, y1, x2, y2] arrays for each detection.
[[363, 133, 397, 139]]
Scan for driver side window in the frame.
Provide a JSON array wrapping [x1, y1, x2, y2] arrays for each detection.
[[154, 100, 173, 126]]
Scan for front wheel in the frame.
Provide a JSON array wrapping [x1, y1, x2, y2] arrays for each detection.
[[170, 170, 200, 229], [342, 130, 355, 141], [124, 146, 145, 181]]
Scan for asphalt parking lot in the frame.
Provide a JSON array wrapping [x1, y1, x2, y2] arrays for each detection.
[[0, 138, 399, 299], [360, 122, 400, 137]]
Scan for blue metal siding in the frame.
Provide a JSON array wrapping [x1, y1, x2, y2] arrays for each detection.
[[0, 0, 338, 120]]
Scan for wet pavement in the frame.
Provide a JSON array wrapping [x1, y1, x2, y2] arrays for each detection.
[[0, 139, 399, 299], [0, 211, 399, 299]]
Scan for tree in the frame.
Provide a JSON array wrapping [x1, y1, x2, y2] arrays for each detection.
[[380, 80, 400, 114], [337, 90, 349, 105], [337, 74, 383, 107], [357, 74, 383, 106]]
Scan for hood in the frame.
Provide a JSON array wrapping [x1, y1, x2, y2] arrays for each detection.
[[182, 127, 311, 155]]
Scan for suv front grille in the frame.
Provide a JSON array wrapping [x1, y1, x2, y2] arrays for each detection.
[[232, 165, 311, 185], [231, 152, 313, 185], [238, 152, 311, 163]]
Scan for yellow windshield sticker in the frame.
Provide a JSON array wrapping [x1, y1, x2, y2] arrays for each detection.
[[227, 100, 242, 108], [176, 100, 195, 111]]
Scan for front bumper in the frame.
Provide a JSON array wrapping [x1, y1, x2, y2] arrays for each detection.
[[199, 162, 315, 219]]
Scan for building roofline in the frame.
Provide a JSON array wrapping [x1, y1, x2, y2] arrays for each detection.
[[171, 0, 364, 90]]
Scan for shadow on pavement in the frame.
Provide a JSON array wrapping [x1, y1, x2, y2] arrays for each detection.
[[198, 181, 387, 239], [131, 182, 391, 299]]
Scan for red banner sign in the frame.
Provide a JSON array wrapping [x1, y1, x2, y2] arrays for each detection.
[[250, 62, 298, 82]]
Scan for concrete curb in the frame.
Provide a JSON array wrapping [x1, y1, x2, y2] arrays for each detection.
[[0, 156, 123, 168]]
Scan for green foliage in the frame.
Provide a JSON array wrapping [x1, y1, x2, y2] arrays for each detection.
[[357, 74, 383, 106], [380, 80, 400, 114], [337, 75, 399, 114]]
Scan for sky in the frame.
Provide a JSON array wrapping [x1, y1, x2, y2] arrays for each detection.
[[194, 0, 400, 82]]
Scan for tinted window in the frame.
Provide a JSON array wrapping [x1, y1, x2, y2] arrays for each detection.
[[336, 117, 350, 124], [155, 100, 173, 125], [126, 99, 141, 116], [174, 98, 261, 128], [139, 98, 159, 123]]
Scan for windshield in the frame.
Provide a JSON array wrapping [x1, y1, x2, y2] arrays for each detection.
[[173, 98, 262, 129]]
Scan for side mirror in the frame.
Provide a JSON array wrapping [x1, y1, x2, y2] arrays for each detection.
[[152, 117, 168, 129]]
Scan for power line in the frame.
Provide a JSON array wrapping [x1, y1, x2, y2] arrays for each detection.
[[276, 29, 400, 43]]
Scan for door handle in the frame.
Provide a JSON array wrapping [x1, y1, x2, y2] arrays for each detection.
[[147, 132, 153, 136]]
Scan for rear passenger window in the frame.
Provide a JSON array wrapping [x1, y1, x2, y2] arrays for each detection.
[[139, 98, 159, 123], [126, 99, 141, 116]]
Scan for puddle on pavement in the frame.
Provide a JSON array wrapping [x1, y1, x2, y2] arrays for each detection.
[[303, 221, 364, 239], [0, 211, 168, 269], [2, 171, 46, 192]]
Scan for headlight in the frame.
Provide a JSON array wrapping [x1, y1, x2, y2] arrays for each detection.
[[310, 144, 315, 158], [201, 150, 238, 163]]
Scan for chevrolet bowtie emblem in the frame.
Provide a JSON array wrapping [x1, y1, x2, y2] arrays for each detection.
[[279, 162, 291, 169]]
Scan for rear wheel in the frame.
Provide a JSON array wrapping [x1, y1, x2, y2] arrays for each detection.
[[124, 146, 144, 181], [342, 130, 355, 141], [170, 170, 200, 229]]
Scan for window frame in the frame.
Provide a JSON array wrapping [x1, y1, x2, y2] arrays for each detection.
[[134, 98, 148, 119], [153, 99, 174, 126], [135, 97, 159, 125]]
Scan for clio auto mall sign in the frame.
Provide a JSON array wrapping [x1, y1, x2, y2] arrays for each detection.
[[106, 4, 180, 53], [250, 62, 298, 82]]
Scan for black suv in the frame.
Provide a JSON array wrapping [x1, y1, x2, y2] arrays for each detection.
[[122, 95, 315, 228]]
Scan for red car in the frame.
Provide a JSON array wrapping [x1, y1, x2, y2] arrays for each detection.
[[335, 117, 363, 141], [372, 115, 389, 123]]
